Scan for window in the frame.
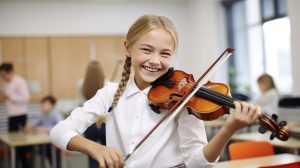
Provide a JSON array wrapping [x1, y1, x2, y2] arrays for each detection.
[[224, 0, 292, 96]]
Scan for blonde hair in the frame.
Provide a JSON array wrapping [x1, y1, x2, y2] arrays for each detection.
[[96, 14, 178, 127], [82, 61, 105, 100], [257, 73, 277, 91]]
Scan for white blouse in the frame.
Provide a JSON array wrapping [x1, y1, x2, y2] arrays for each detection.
[[50, 79, 215, 168], [254, 89, 280, 116]]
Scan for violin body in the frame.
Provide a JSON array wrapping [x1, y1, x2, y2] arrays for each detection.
[[148, 70, 231, 120]]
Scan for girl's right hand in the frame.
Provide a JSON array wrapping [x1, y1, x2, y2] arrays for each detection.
[[88, 143, 124, 168]]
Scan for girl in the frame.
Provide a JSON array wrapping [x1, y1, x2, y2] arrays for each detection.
[[255, 73, 280, 116], [50, 14, 261, 168]]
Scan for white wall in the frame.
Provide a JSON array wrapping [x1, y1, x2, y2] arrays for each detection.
[[181, 0, 228, 82], [0, 1, 187, 36], [287, 0, 300, 95]]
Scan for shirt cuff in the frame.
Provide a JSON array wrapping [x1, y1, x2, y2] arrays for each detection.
[[185, 148, 218, 168], [61, 131, 78, 151], [50, 124, 78, 151]]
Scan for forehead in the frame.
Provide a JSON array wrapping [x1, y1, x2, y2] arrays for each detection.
[[134, 28, 175, 50]]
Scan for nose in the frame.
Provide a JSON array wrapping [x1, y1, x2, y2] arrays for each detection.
[[149, 53, 160, 65]]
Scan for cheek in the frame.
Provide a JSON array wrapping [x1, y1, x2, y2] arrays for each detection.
[[161, 58, 172, 67]]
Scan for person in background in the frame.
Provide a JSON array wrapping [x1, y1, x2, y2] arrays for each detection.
[[81, 61, 106, 168], [24, 95, 63, 168], [255, 73, 280, 116], [0, 62, 31, 168]]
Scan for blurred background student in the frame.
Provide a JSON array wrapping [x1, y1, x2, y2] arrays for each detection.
[[80, 61, 106, 168], [0, 62, 32, 168], [24, 95, 63, 168], [0, 63, 30, 132], [254, 73, 280, 116]]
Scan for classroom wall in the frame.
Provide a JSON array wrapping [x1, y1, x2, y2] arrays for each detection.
[[0, 1, 188, 59], [287, 0, 300, 95], [2, 0, 298, 96], [0, 0, 227, 82]]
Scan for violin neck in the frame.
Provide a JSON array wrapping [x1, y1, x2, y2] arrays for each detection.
[[196, 87, 236, 109]]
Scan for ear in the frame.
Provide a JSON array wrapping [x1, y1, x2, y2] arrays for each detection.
[[124, 40, 130, 57]]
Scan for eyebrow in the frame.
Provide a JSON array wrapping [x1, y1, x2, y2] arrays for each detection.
[[140, 44, 173, 52]]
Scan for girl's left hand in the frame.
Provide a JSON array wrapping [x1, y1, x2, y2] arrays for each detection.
[[224, 101, 261, 133]]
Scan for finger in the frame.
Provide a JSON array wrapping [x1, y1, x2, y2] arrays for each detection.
[[247, 103, 257, 122], [252, 105, 262, 122], [109, 151, 120, 168], [104, 153, 114, 168], [115, 150, 124, 167], [234, 101, 241, 117], [240, 101, 250, 116], [98, 157, 106, 168]]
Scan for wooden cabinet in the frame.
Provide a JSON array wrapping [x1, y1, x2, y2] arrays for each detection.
[[0, 36, 125, 100], [50, 37, 90, 99], [0, 37, 50, 101], [94, 36, 125, 82], [24, 37, 50, 100], [0, 38, 25, 77]]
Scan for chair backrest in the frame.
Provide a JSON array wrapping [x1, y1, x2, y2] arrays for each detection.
[[229, 141, 275, 160]]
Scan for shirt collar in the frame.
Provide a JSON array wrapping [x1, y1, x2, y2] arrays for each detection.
[[126, 79, 152, 98]]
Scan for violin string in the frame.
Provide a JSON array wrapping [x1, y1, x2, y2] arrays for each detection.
[[170, 80, 235, 107], [197, 90, 234, 108], [200, 87, 234, 103], [197, 88, 235, 108]]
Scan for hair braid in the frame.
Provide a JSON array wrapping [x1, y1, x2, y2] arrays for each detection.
[[111, 56, 131, 107], [96, 56, 131, 127]]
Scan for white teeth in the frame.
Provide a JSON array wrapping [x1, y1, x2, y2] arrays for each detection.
[[143, 66, 160, 72]]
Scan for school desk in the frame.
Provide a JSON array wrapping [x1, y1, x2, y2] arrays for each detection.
[[231, 132, 300, 154], [214, 153, 300, 168], [0, 132, 57, 168], [204, 119, 225, 139]]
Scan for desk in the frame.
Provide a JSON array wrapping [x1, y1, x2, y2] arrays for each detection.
[[214, 153, 300, 168], [231, 132, 300, 154], [0, 132, 57, 168], [204, 119, 225, 139]]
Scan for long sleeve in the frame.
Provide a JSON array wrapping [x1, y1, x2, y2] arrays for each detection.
[[254, 89, 279, 115], [178, 111, 216, 168], [4, 75, 30, 116], [50, 86, 110, 150], [6, 76, 30, 103]]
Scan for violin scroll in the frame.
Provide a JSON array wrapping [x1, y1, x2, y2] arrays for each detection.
[[258, 114, 290, 141]]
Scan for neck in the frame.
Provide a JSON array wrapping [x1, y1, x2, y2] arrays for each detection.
[[134, 78, 151, 90]]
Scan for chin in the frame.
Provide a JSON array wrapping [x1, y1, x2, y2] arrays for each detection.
[[138, 74, 158, 84]]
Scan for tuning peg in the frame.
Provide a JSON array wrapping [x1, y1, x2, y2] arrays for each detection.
[[271, 114, 278, 122], [279, 121, 287, 127], [270, 132, 277, 140], [258, 125, 268, 134]]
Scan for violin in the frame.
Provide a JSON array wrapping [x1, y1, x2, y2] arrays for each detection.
[[124, 48, 288, 166], [148, 68, 290, 141]]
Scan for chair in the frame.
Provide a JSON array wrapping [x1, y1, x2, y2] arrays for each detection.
[[258, 161, 300, 168], [228, 141, 274, 160]]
